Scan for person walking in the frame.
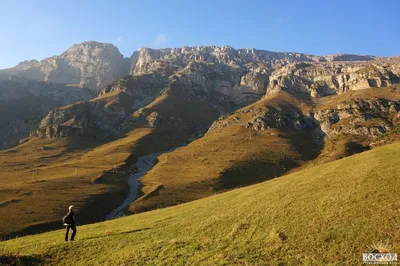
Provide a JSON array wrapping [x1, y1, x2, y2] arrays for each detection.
[[63, 205, 77, 242]]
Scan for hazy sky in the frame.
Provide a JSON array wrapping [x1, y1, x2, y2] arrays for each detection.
[[1, 0, 399, 69]]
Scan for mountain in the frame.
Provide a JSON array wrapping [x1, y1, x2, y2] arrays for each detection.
[[0, 41, 128, 90], [0, 79, 94, 149], [27, 46, 399, 143], [2, 143, 399, 265], [0, 42, 399, 239]]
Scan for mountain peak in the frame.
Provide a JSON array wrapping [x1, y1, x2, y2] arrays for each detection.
[[69, 41, 119, 49]]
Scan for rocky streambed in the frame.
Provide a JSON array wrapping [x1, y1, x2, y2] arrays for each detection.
[[105, 151, 163, 220]]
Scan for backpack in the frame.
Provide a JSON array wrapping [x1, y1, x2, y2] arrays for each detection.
[[62, 212, 72, 224]]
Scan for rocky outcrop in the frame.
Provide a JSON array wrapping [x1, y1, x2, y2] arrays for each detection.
[[176, 61, 264, 105], [267, 61, 400, 97], [31, 74, 170, 140], [315, 98, 400, 138], [207, 104, 325, 145], [127, 46, 385, 103], [206, 85, 400, 149], [59, 42, 128, 88], [33, 98, 129, 140], [0, 43, 386, 96]]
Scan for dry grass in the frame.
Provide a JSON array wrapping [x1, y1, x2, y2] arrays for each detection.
[[2, 142, 399, 265], [0, 128, 154, 238], [0, 83, 223, 238], [132, 92, 319, 213], [132, 87, 400, 213], [1, 85, 399, 239]]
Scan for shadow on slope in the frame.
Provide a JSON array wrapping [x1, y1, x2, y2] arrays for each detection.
[[131, 92, 325, 213]]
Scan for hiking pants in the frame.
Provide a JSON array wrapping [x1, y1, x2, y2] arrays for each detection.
[[65, 224, 77, 241]]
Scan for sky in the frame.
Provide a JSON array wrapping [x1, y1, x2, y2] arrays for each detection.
[[0, 0, 399, 69]]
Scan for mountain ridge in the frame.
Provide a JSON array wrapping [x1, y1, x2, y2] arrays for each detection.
[[0, 41, 381, 91]]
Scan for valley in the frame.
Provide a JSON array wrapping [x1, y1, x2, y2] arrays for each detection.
[[0, 42, 399, 242]]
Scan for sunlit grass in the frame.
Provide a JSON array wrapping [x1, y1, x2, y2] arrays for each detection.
[[2, 142, 399, 265]]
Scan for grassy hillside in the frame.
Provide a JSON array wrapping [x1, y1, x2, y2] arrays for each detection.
[[131, 92, 320, 213], [131, 92, 310, 212], [2, 142, 399, 265], [133, 86, 400, 213], [2, 86, 399, 239], [0, 80, 228, 238], [0, 128, 154, 238]]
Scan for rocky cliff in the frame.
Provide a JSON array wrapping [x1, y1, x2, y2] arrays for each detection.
[[266, 59, 400, 97], [131, 46, 376, 75], [0, 42, 382, 94], [2, 43, 399, 149], [0, 42, 128, 90], [33, 74, 171, 140], [315, 89, 400, 138], [0, 79, 94, 148], [26, 44, 399, 143]]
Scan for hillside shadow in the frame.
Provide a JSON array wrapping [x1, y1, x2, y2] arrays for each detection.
[[217, 101, 326, 191], [1, 221, 62, 241], [217, 158, 300, 190], [0, 253, 43, 266], [345, 141, 370, 156]]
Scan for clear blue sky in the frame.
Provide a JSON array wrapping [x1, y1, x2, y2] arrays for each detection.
[[1, 0, 399, 69]]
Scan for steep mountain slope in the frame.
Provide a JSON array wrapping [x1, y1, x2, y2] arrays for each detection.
[[313, 85, 400, 162], [2, 142, 399, 265], [0, 80, 94, 149], [0, 41, 129, 147], [131, 86, 400, 213], [28, 48, 400, 145], [0, 71, 235, 238]]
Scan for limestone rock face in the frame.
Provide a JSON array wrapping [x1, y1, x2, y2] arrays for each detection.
[[130, 46, 376, 76], [34, 99, 129, 140], [59, 42, 128, 88], [266, 61, 400, 97], [4, 43, 398, 146], [31, 75, 169, 140], [240, 71, 266, 94], [314, 97, 400, 137], [0, 42, 128, 90], [127, 46, 385, 104]]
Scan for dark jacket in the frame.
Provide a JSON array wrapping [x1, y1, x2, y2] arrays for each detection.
[[66, 211, 75, 225]]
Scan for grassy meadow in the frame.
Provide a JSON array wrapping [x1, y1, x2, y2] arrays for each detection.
[[2, 142, 399, 265]]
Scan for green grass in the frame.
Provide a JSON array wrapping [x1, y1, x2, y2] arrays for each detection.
[[2, 142, 400, 265]]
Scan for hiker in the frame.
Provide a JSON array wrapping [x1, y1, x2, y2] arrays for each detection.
[[63, 205, 77, 241]]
